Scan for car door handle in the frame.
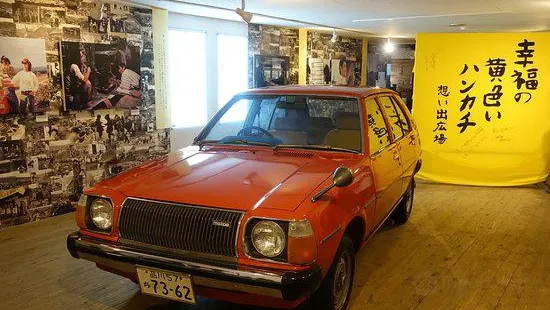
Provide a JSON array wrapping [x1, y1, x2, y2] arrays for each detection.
[[393, 153, 400, 161]]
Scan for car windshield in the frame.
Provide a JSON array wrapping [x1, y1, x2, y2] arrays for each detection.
[[198, 95, 362, 152]]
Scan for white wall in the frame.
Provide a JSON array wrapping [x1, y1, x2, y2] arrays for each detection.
[[168, 13, 248, 151]]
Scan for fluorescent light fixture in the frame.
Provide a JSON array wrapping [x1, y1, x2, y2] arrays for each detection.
[[384, 38, 395, 53], [449, 23, 467, 31], [353, 11, 512, 23]]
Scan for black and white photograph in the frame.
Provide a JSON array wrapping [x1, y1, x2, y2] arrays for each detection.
[[87, 16, 98, 33], [0, 118, 25, 141], [48, 62, 60, 79], [124, 15, 141, 34], [140, 47, 152, 67], [248, 24, 299, 86], [39, 6, 65, 27], [110, 2, 130, 15], [62, 25, 81, 41], [87, 16, 107, 34], [0, 21, 16, 36], [0, 0, 13, 19], [253, 54, 290, 87], [307, 57, 331, 85], [110, 16, 125, 33], [0, 140, 25, 162], [132, 7, 153, 27], [63, 0, 80, 10], [13, 2, 40, 24], [61, 41, 142, 111]]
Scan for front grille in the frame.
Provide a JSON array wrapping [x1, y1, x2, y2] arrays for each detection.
[[118, 198, 244, 257]]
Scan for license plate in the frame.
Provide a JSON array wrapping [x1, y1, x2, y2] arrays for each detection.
[[136, 266, 196, 304]]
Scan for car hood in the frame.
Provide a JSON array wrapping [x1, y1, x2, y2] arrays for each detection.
[[98, 146, 356, 212]]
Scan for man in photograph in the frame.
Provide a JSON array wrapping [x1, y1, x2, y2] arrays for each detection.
[[270, 61, 288, 86], [12, 58, 39, 115], [1, 56, 19, 114], [95, 61, 141, 109], [335, 57, 349, 85]]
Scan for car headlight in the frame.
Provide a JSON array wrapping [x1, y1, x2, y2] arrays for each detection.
[[89, 198, 113, 230], [251, 220, 286, 258]]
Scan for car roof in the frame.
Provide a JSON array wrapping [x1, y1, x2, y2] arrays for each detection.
[[238, 85, 398, 98]]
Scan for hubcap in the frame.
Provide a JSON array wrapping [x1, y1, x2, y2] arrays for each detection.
[[332, 251, 352, 310]]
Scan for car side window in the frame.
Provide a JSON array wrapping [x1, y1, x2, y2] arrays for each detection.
[[389, 96, 411, 134], [378, 96, 404, 141], [365, 98, 390, 155]]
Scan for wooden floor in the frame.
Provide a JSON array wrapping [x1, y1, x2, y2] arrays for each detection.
[[1, 183, 549, 310]]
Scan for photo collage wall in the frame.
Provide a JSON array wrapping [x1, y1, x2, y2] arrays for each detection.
[[248, 24, 299, 88], [307, 32, 363, 86], [0, 0, 169, 228], [248, 24, 364, 87]]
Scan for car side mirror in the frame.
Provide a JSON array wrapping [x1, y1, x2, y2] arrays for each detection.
[[311, 166, 354, 202]]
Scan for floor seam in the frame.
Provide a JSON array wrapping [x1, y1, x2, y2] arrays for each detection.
[[411, 235, 479, 310]]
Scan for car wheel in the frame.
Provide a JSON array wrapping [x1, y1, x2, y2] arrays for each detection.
[[392, 179, 415, 225], [307, 235, 355, 310]]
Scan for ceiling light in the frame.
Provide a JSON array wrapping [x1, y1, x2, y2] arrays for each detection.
[[331, 29, 337, 43], [235, 0, 253, 23], [449, 23, 467, 31], [383, 38, 395, 53]]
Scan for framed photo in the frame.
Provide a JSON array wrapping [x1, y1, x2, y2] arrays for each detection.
[[253, 55, 290, 88], [60, 41, 141, 111], [0, 37, 49, 115]]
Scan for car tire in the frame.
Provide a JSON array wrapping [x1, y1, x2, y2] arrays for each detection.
[[392, 179, 415, 225], [307, 235, 355, 310]]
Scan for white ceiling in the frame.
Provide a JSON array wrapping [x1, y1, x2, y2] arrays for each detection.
[[130, 0, 550, 38]]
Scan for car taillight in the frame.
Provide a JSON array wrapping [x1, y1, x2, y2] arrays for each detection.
[[287, 220, 316, 264]]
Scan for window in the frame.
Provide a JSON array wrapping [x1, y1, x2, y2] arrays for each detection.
[[366, 98, 390, 155], [378, 96, 404, 140], [168, 29, 207, 128], [208, 98, 252, 140], [200, 95, 361, 152], [217, 34, 248, 109], [390, 96, 411, 134], [207, 97, 277, 141]]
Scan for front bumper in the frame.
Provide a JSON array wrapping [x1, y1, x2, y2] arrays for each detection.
[[67, 232, 322, 301]]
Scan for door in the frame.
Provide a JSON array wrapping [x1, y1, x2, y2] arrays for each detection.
[[390, 95, 420, 189], [377, 95, 410, 195], [365, 98, 403, 225]]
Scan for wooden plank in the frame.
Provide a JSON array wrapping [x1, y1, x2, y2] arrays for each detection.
[[0, 184, 548, 310]]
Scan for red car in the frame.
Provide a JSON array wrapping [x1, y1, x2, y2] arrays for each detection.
[[67, 86, 422, 310]]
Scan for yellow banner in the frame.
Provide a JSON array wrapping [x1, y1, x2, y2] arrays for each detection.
[[413, 33, 550, 186]]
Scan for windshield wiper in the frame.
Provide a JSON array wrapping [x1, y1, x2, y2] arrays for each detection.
[[195, 139, 220, 149], [273, 144, 359, 154], [221, 139, 272, 146], [196, 139, 272, 149]]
